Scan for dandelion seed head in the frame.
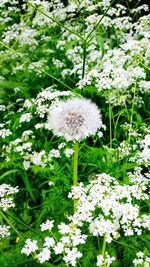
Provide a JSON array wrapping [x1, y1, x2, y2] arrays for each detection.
[[65, 112, 84, 130], [47, 97, 103, 141]]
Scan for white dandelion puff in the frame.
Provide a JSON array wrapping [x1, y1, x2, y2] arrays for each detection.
[[47, 97, 103, 141]]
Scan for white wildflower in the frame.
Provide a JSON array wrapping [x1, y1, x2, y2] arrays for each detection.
[[37, 247, 51, 263], [0, 105, 6, 111], [35, 123, 45, 129], [23, 160, 30, 170], [54, 242, 64, 254], [21, 239, 38, 256], [19, 113, 32, 123], [47, 97, 102, 141], [40, 220, 54, 231], [0, 184, 19, 197], [23, 99, 33, 108], [97, 255, 104, 266], [0, 225, 10, 239], [48, 149, 60, 160], [63, 247, 82, 266], [0, 129, 12, 138], [64, 148, 74, 157], [133, 251, 150, 266], [48, 181, 54, 187], [44, 237, 55, 248], [0, 198, 15, 211], [22, 130, 34, 141]]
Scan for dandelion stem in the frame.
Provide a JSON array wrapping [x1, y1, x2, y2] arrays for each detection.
[[73, 141, 79, 187], [73, 141, 79, 211]]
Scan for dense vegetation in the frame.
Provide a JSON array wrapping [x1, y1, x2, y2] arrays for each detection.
[[0, 0, 149, 266]]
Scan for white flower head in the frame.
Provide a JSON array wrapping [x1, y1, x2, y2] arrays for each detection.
[[47, 97, 102, 141]]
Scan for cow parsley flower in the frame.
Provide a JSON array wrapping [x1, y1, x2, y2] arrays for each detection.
[[21, 239, 38, 256], [133, 251, 150, 266], [47, 97, 103, 141], [37, 247, 51, 263], [0, 225, 10, 239], [40, 220, 54, 231]]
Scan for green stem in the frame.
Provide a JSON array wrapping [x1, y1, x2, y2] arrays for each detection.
[[99, 234, 106, 267], [129, 80, 137, 143], [109, 97, 112, 148], [26, 1, 83, 41], [140, 62, 150, 71], [0, 210, 24, 241], [102, 234, 106, 258], [86, 0, 116, 42], [114, 113, 121, 141], [73, 141, 79, 211], [82, 40, 86, 79], [73, 141, 79, 187]]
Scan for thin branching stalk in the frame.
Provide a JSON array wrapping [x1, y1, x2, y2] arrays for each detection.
[[50, 231, 69, 267], [6, 211, 38, 234], [82, 40, 87, 79], [26, 1, 84, 41], [97, 236, 101, 251], [81, 6, 86, 80], [114, 112, 123, 141], [0, 210, 25, 241], [140, 62, 150, 71], [129, 79, 137, 143], [86, 0, 117, 42]]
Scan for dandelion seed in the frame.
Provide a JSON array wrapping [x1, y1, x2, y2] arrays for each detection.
[[47, 97, 103, 141]]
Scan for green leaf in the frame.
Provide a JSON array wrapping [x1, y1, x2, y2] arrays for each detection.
[[0, 169, 19, 180], [21, 172, 35, 202]]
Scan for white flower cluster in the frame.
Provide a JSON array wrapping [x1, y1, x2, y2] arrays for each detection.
[[0, 104, 6, 111], [0, 184, 19, 211], [0, 0, 19, 24], [129, 134, 150, 166], [97, 252, 116, 267], [22, 221, 85, 266], [133, 251, 150, 267], [40, 220, 54, 232], [68, 172, 149, 242], [34, 88, 73, 119], [0, 225, 10, 239], [48, 1, 149, 106], [0, 184, 19, 197], [22, 166, 149, 266], [118, 126, 150, 167], [21, 239, 38, 256], [0, 128, 12, 138], [0, 184, 19, 239], [2, 134, 74, 170], [19, 113, 32, 123], [55, 223, 86, 266]]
